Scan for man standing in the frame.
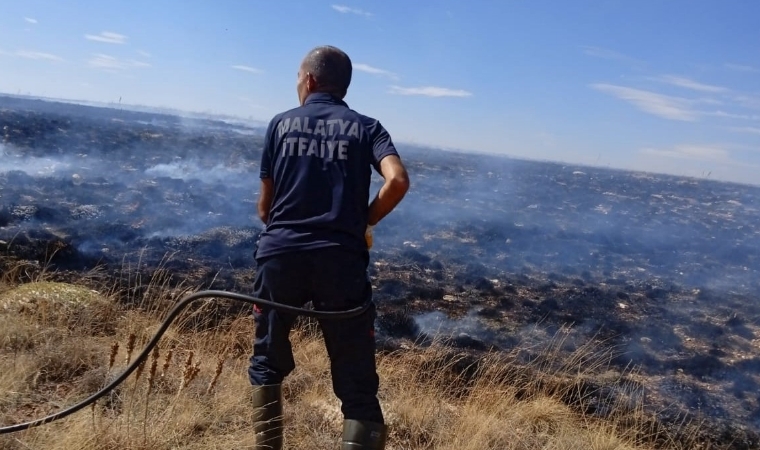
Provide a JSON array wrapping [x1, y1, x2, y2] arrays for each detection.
[[249, 45, 410, 449]]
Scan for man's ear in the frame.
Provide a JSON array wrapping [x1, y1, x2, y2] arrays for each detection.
[[306, 73, 318, 92]]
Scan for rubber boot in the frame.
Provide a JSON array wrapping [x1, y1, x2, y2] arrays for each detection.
[[341, 419, 388, 449], [252, 384, 283, 450]]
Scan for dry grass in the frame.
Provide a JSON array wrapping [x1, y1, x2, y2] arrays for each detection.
[[0, 268, 706, 450]]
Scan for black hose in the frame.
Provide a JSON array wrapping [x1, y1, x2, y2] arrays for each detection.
[[0, 289, 371, 434]]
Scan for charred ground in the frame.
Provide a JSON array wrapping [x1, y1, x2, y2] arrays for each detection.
[[2, 95, 760, 448]]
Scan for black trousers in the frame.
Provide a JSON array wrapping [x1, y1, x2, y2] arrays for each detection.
[[248, 247, 384, 423]]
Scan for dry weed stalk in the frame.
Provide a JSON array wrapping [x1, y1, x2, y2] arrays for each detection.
[[0, 259, 36, 286], [205, 357, 225, 395], [182, 351, 194, 378], [161, 345, 174, 377], [179, 351, 200, 392], [125, 333, 136, 365], [147, 347, 159, 393], [108, 341, 119, 370], [142, 347, 161, 444], [135, 359, 146, 382]]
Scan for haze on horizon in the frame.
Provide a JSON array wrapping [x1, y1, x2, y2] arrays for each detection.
[[1, 0, 759, 186]]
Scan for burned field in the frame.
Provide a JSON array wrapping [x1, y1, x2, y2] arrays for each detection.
[[2, 96, 760, 447]]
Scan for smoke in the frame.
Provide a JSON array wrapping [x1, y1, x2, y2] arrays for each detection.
[[382, 145, 760, 295], [3, 106, 759, 297], [1, 111, 260, 259], [415, 309, 490, 338], [144, 160, 250, 186], [412, 308, 618, 362], [0, 154, 78, 177], [2, 100, 759, 296]]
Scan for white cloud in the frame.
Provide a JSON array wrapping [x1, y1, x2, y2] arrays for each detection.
[[85, 31, 127, 44], [706, 110, 760, 121], [24, 17, 38, 24], [88, 54, 150, 71], [725, 63, 760, 73], [231, 65, 263, 74], [734, 94, 760, 111], [331, 4, 372, 17], [596, 75, 760, 123], [389, 85, 472, 98], [15, 50, 64, 62], [591, 83, 698, 121], [631, 144, 760, 185], [137, 50, 152, 58], [640, 145, 730, 162], [651, 75, 729, 93], [581, 46, 644, 66], [353, 63, 398, 80], [727, 126, 760, 135]]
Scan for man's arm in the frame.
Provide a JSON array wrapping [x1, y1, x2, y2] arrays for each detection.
[[368, 155, 409, 226], [258, 177, 274, 224]]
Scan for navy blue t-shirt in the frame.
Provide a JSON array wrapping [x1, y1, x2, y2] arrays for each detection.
[[255, 92, 400, 259]]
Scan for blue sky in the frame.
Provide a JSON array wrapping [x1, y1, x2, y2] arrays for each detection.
[[1, 1, 759, 185]]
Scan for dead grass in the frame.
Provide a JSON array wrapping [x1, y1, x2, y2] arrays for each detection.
[[0, 267, 709, 450]]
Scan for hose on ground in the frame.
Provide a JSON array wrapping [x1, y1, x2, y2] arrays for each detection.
[[0, 289, 371, 434]]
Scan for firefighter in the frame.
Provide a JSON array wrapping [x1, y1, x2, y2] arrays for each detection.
[[249, 45, 410, 449]]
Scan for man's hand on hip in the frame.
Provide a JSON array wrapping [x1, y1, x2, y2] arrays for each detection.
[[365, 224, 374, 249], [367, 155, 410, 226]]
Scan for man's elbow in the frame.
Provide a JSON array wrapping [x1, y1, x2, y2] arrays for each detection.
[[390, 171, 410, 196]]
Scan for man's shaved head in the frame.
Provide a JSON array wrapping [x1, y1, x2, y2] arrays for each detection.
[[300, 46, 352, 99]]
